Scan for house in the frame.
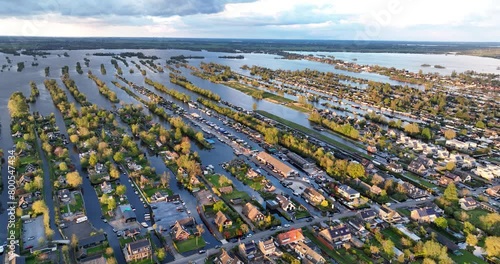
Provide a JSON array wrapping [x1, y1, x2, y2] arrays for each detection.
[[214, 248, 243, 264], [18, 194, 32, 209], [242, 203, 265, 222], [258, 238, 276, 256], [378, 205, 402, 223], [171, 221, 190, 241], [79, 234, 107, 249], [276, 229, 304, 246], [410, 207, 439, 223], [338, 185, 360, 201], [219, 186, 233, 195], [486, 185, 500, 197], [100, 181, 112, 194], [358, 209, 377, 221], [348, 218, 367, 235], [302, 187, 325, 205], [318, 225, 352, 244], [58, 189, 71, 203], [293, 241, 325, 264], [246, 169, 259, 179], [123, 239, 151, 263], [238, 241, 262, 262], [276, 194, 296, 211], [286, 152, 315, 170], [18, 174, 32, 186], [196, 189, 218, 207], [459, 197, 479, 211], [118, 204, 137, 223], [444, 172, 461, 182], [370, 185, 383, 195], [386, 163, 403, 173], [124, 228, 141, 238], [215, 211, 233, 229], [256, 152, 297, 178], [408, 158, 430, 176]]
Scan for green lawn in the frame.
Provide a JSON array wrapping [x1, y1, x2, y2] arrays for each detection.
[[175, 237, 206, 253], [143, 187, 173, 198], [222, 190, 251, 201], [256, 110, 373, 160], [450, 250, 488, 264], [86, 245, 105, 255], [69, 192, 85, 213], [294, 210, 311, 219], [381, 227, 404, 243]]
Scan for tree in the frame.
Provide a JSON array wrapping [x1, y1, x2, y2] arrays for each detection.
[[160, 171, 170, 188], [107, 198, 117, 211], [434, 217, 448, 229], [195, 224, 204, 245], [347, 162, 365, 178], [252, 102, 257, 111], [116, 185, 126, 196], [444, 129, 456, 140], [320, 200, 329, 207], [475, 120, 486, 129], [70, 134, 79, 144], [213, 200, 225, 212], [445, 162, 455, 171], [113, 152, 124, 163], [443, 182, 458, 202], [422, 259, 436, 264], [105, 247, 114, 256], [381, 239, 395, 257], [71, 234, 79, 249], [66, 171, 83, 188], [404, 123, 420, 134], [110, 166, 120, 179], [421, 127, 432, 140], [32, 200, 48, 215], [59, 162, 68, 171], [370, 245, 380, 256], [485, 236, 500, 257], [240, 224, 249, 234], [156, 248, 166, 261], [466, 233, 478, 246], [89, 153, 98, 167]]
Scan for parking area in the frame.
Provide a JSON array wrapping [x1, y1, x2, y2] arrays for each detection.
[[62, 220, 94, 240], [151, 201, 189, 232], [23, 216, 45, 250]]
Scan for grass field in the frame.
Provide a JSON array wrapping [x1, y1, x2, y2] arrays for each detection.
[[175, 237, 206, 253]]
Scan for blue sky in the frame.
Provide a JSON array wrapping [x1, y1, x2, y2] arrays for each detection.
[[1, 0, 499, 41]]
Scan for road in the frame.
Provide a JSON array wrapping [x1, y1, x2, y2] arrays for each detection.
[[166, 197, 435, 263]]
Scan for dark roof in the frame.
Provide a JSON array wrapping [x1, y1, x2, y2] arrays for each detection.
[[415, 207, 438, 217], [326, 225, 351, 239], [128, 239, 150, 251], [123, 210, 137, 220], [359, 209, 377, 219], [79, 234, 106, 247], [427, 228, 459, 251]]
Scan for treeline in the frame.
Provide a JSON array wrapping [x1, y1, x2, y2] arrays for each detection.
[[112, 55, 129, 67], [170, 73, 221, 101], [61, 74, 90, 106], [76, 62, 83, 74], [43, 79, 77, 117], [84, 58, 90, 67], [111, 59, 123, 75], [100, 63, 106, 75], [44, 66, 50, 77], [17, 62, 24, 72], [87, 72, 119, 103], [144, 77, 190, 102], [62, 65, 69, 75], [309, 111, 360, 140], [28, 81, 40, 103]]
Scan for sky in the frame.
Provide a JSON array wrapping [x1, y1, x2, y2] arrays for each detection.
[[0, 0, 499, 41]]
